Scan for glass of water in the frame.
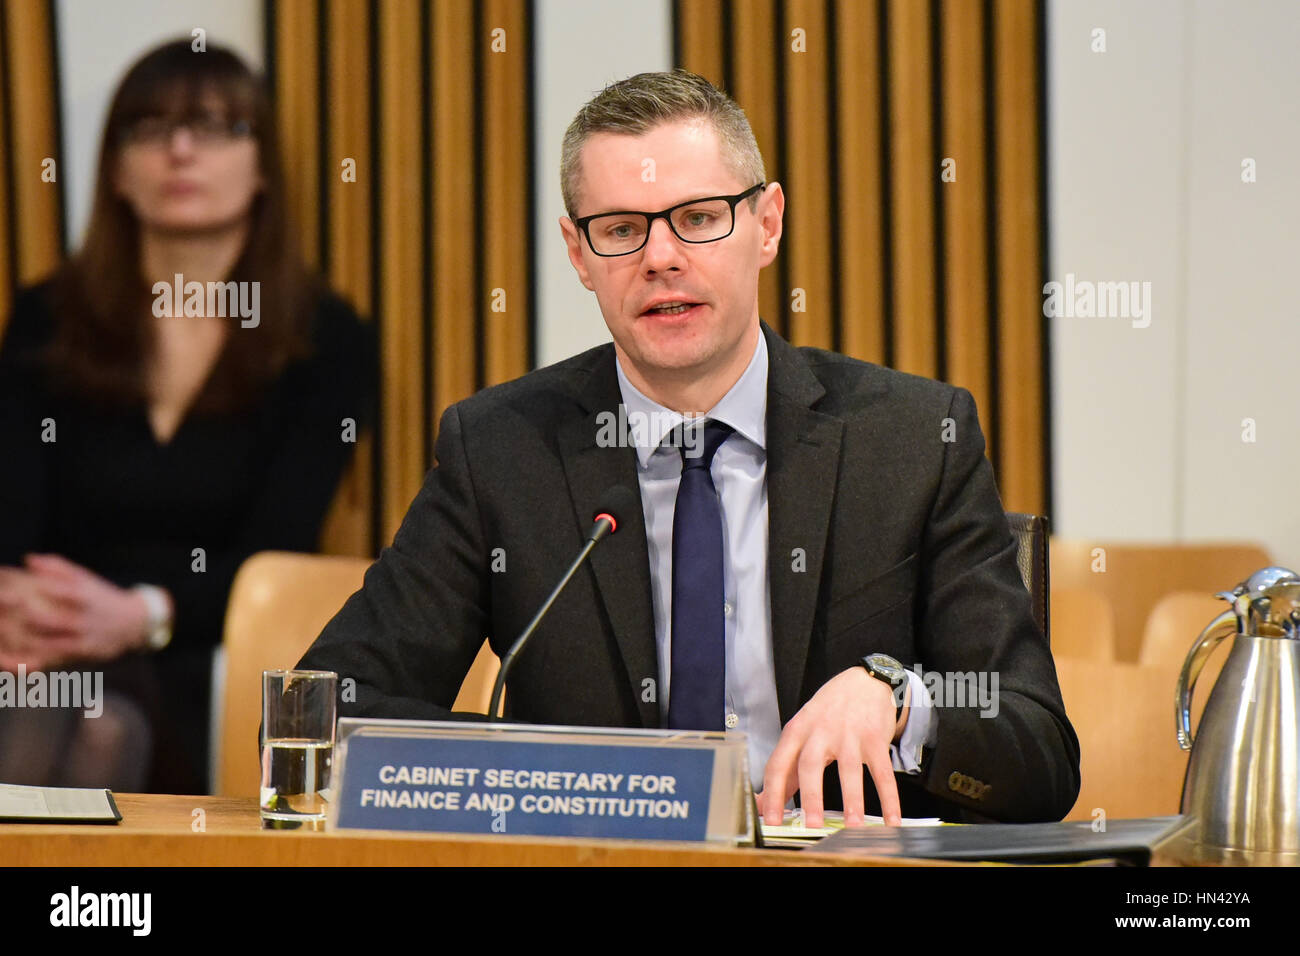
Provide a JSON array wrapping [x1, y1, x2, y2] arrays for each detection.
[[260, 670, 337, 830]]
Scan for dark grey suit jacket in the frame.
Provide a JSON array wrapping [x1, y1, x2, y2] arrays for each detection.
[[298, 322, 1080, 822]]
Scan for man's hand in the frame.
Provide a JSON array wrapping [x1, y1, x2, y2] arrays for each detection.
[[0, 567, 46, 670], [757, 666, 909, 828], [0, 555, 152, 670]]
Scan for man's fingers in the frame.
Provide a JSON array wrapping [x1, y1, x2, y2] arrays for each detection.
[[27, 575, 87, 609], [24, 603, 83, 639], [760, 725, 807, 826], [836, 740, 867, 826], [864, 746, 902, 825], [796, 734, 831, 828], [23, 553, 87, 581]]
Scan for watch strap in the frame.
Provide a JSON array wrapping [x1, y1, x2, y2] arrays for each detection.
[[133, 584, 173, 651]]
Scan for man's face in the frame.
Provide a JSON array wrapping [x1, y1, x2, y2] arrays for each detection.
[[560, 118, 783, 391]]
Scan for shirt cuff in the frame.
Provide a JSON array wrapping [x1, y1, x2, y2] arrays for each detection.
[[889, 669, 934, 775]]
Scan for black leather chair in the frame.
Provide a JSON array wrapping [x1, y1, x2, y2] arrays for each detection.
[[1005, 512, 1050, 646]]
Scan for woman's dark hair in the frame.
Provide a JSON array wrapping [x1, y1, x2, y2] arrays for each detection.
[[45, 38, 317, 413]]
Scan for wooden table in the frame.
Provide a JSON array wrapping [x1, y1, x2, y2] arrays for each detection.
[[0, 793, 952, 866]]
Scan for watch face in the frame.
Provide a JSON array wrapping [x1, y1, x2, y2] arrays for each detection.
[[866, 653, 905, 683]]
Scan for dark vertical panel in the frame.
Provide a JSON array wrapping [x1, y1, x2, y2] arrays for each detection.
[[316, 0, 329, 271], [421, 0, 434, 472], [771, 1, 790, 339], [472, 0, 486, 394], [982, 0, 1002, 479], [525, 0, 537, 372], [928, 0, 946, 382], [824, 0, 841, 354], [45, 0, 66, 255], [368, 0, 383, 554], [1036, 0, 1053, 520], [0, 5, 16, 324], [877, 0, 896, 368]]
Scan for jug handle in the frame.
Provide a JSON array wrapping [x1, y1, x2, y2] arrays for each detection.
[[1176, 609, 1237, 750]]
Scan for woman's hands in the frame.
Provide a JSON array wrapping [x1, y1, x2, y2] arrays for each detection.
[[0, 554, 154, 671]]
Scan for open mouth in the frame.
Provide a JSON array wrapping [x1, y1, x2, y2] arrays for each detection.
[[641, 302, 702, 318]]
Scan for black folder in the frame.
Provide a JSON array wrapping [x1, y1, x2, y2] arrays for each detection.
[[812, 815, 1185, 865]]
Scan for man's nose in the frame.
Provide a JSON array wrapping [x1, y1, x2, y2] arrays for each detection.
[[640, 216, 685, 274]]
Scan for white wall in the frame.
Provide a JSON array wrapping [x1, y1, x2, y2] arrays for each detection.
[[533, 0, 672, 367], [55, 0, 263, 249], [1049, 0, 1300, 566]]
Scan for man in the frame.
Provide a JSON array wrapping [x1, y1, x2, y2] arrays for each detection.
[[298, 71, 1080, 825]]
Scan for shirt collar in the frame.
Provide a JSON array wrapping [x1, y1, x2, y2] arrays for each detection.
[[614, 331, 768, 468]]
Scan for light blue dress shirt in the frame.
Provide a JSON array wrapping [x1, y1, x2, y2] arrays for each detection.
[[615, 332, 934, 793]]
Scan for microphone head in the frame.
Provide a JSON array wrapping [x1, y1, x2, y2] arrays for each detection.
[[592, 484, 638, 535]]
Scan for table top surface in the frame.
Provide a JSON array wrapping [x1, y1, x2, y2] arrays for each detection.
[[0, 793, 959, 866]]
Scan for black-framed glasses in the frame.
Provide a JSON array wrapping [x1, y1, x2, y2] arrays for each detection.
[[574, 182, 765, 257], [121, 114, 254, 147]]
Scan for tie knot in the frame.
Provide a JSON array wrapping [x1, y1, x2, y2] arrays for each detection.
[[677, 420, 733, 471]]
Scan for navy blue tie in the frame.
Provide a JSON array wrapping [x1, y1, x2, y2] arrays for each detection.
[[667, 420, 733, 730]]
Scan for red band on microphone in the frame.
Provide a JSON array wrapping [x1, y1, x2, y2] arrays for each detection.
[[594, 512, 617, 534]]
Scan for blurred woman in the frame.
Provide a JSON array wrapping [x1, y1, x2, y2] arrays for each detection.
[[0, 39, 376, 793]]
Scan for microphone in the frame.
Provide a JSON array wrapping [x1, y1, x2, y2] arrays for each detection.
[[488, 485, 638, 721]]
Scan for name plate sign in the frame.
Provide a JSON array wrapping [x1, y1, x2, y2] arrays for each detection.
[[329, 719, 751, 844]]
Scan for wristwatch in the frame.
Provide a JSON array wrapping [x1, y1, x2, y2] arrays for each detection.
[[859, 653, 907, 723], [133, 584, 173, 651]]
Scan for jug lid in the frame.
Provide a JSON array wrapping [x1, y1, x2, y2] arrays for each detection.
[[1219, 566, 1300, 637]]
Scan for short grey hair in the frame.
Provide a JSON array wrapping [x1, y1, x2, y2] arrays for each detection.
[[560, 70, 766, 218]]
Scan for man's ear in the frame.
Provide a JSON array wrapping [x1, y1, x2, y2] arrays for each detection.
[[756, 182, 785, 269], [559, 216, 596, 292]]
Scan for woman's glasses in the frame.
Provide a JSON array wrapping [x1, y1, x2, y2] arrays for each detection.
[[121, 114, 254, 148]]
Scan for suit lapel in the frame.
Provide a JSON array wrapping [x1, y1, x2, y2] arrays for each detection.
[[557, 347, 660, 728], [762, 324, 844, 724]]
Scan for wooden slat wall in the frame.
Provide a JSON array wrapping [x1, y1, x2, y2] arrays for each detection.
[[0, 0, 64, 335], [885, 0, 937, 379], [992, 0, 1045, 514], [270, 0, 534, 551], [833, 0, 884, 365], [676, 0, 1049, 516], [730, 0, 782, 339], [782, 0, 832, 350], [940, 0, 991, 442], [481, 0, 530, 389], [379, 0, 425, 547]]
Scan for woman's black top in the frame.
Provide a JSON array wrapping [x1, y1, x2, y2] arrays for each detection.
[[0, 279, 377, 793]]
